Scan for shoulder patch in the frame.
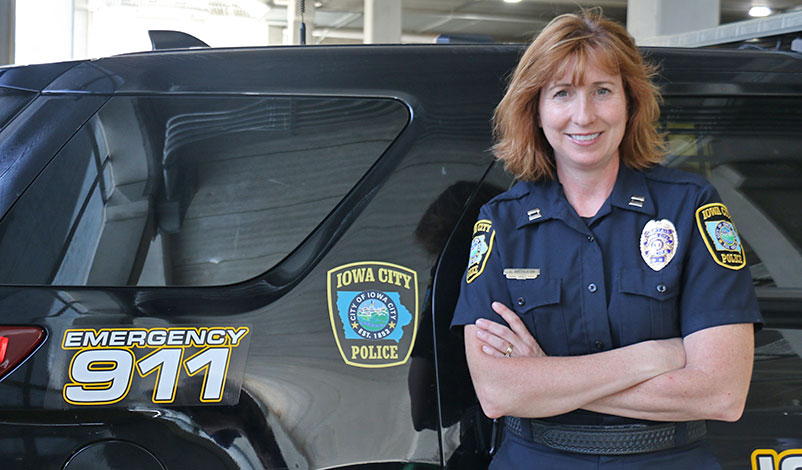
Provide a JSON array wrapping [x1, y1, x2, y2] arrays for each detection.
[[466, 219, 495, 284], [695, 203, 746, 270]]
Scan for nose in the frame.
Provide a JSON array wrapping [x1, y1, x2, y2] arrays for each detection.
[[572, 94, 596, 126]]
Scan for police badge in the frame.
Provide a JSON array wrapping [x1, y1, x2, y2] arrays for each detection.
[[640, 219, 678, 271]]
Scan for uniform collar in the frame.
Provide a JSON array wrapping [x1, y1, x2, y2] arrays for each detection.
[[609, 164, 655, 217], [514, 164, 654, 230], [514, 177, 572, 230]]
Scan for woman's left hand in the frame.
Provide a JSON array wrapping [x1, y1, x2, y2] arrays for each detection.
[[474, 301, 546, 358]]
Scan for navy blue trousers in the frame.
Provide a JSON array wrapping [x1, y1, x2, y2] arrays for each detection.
[[490, 434, 722, 469]]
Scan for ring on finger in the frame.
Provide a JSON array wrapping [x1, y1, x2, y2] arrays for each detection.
[[504, 343, 514, 358]]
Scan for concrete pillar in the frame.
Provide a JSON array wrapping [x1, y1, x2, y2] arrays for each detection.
[[0, 0, 14, 65], [73, 0, 89, 60], [268, 25, 284, 45], [286, 0, 315, 45], [364, 0, 401, 44], [627, 0, 719, 44]]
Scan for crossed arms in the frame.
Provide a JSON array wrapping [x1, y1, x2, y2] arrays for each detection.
[[465, 302, 754, 422]]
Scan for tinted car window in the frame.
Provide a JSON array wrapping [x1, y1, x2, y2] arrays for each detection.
[[661, 95, 802, 289], [0, 87, 35, 130], [0, 96, 408, 286]]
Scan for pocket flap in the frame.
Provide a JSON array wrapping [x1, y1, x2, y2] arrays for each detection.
[[619, 266, 680, 301], [507, 278, 561, 314]]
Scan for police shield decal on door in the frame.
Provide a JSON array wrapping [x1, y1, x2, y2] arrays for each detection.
[[327, 262, 419, 368]]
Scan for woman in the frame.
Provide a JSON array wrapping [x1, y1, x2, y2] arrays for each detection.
[[451, 10, 762, 469]]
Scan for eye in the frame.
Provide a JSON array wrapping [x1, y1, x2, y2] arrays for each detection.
[[596, 87, 611, 96], [553, 89, 569, 98]]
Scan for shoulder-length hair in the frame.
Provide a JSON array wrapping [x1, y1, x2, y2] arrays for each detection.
[[493, 9, 665, 181]]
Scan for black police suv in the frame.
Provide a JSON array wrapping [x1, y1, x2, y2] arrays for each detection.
[[0, 42, 800, 470]]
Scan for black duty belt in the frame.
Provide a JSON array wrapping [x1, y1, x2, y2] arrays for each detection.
[[504, 416, 707, 455]]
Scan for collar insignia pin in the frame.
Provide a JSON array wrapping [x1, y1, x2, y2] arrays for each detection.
[[629, 196, 645, 208], [527, 208, 542, 221]]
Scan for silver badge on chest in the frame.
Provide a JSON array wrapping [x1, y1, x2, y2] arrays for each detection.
[[640, 219, 678, 271]]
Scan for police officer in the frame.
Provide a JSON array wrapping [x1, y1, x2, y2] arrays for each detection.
[[451, 9, 763, 470]]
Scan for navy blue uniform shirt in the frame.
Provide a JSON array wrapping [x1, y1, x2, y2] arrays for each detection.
[[451, 164, 763, 426]]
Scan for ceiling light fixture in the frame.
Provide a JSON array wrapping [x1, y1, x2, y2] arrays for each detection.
[[503, 0, 522, 3], [748, 6, 772, 17]]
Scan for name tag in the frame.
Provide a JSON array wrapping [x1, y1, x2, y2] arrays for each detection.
[[503, 268, 541, 280]]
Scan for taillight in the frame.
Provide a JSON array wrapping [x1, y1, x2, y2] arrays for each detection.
[[0, 326, 46, 380]]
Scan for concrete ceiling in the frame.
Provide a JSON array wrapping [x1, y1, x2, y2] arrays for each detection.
[[288, 0, 802, 43]]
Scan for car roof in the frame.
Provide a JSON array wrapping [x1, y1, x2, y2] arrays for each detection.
[[2, 44, 801, 95]]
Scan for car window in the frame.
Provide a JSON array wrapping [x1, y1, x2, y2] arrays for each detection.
[[661, 95, 802, 289], [0, 95, 409, 286], [0, 87, 36, 130]]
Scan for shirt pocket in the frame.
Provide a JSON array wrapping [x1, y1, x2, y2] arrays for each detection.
[[617, 265, 682, 340], [506, 277, 568, 356]]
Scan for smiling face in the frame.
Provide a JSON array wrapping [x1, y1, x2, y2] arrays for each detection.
[[538, 58, 628, 176]]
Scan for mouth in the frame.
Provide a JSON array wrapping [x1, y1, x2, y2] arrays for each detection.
[[568, 132, 602, 143]]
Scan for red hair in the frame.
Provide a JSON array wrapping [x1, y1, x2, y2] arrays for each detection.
[[493, 9, 665, 181]]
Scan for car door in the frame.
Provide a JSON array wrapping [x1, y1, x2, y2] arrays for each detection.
[[0, 45, 518, 469]]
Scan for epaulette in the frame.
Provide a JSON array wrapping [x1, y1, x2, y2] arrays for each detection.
[[642, 164, 711, 189], [484, 180, 533, 206]]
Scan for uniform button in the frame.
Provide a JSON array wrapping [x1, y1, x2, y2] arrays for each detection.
[[656, 284, 667, 293], [594, 341, 604, 350], [587, 235, 595, 242], [587, 283, 597, 293], [517, 297, 526, 306]]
